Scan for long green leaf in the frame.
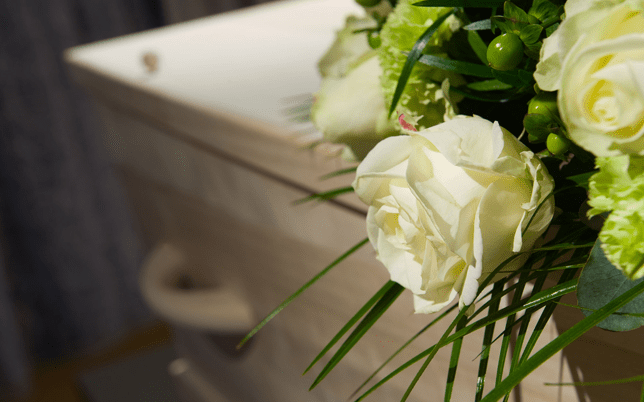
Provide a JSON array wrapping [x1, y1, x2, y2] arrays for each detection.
[[445, 316, 468, 401], [354, 278, 578, 401], [310, 283, 404, 390], [479, 280, 644, 402], [465, 79, 513, 92], [533, 242, 595, 251], [416, 54, 494, 78], [475, 282, 504, 401], [388, 8, 457, 117], [400, 252, 531, 402], [464, 19, 493, 31], [237, 238, 369, 348], [517, 253, 584, 368], [401, 307, 470, 402], [304, 281, 398, 375], [350, 304, 458, 398], [319, 167, 358, 181], [468, 30, 489, 64], [359, 254, 534, 401], [294, 186, 354, 204], [474, 282, 503, 401], [495, 272, 530, 387], [502, 273, 549, 401]]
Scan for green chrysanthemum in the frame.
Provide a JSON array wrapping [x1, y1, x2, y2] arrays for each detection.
[[378, 1, 465, 130], [588, 155, 644, 279]]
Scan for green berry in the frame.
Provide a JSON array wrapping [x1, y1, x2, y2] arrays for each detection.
[[528, 92, 559, 117], [368, 32, 381, 49], [547, 133, 570, 155], [487, 33, 523, 71], [355, 0, 380, 7]]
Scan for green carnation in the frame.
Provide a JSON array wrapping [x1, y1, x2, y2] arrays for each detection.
[[378, 1, 465, 131], [588, 155, 644, 279]]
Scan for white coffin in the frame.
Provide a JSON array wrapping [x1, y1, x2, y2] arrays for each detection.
[[64, 1, 644, 401]]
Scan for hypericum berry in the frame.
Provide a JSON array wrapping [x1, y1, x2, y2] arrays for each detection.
[[368, 32, 381, 49], [546, 133, 570, 155], [355, 0, 380, 7], [528, 92, 559, 117], [487, 33, 524, 71]]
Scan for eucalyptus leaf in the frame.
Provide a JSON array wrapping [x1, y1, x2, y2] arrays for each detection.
[[577, 240, 644, 331]]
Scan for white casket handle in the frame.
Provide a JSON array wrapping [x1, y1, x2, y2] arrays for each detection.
[[139, 243, 255, 333]]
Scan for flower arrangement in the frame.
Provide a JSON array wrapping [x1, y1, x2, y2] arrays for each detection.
[[239, 0, 644, 400]]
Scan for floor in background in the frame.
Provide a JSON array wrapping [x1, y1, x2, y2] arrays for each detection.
[[18, 321, 174, 402], [78, 346, 179, 402]]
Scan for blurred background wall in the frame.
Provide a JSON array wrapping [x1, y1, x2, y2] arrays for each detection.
[[0, 0, 270, 400]]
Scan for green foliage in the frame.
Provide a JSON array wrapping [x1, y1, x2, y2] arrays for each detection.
[[528, 0, 561, 23], [416, 54, 494, 77], [577, 241, 644, 331], [480, 277, 644, 401], [491, 67, 533, 86], [519, 24, 543, 59], [524, 113, 555, 143], [412, 0, 504, 7], [492, 1, 539, 34]]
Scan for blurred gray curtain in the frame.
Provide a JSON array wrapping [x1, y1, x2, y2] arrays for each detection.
[[0, 0, 163, 399]]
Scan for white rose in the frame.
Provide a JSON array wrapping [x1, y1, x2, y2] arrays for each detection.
[[312, 55, 398, 161], [534, 0, 644, 156], [317, 16, 375, 79], [352, 116, 554, 313]]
